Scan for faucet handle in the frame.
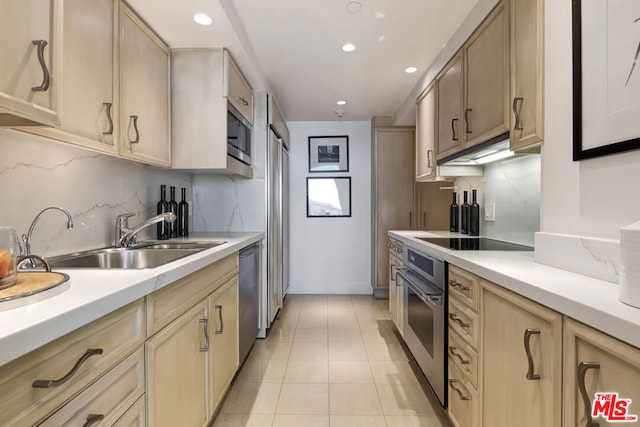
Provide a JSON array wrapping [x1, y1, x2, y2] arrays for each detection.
[[116, 212, 137, 226]]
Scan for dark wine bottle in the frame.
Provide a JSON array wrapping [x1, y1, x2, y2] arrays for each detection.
[[470, 189, 480, 236], [461, 191, 470, 235], [178, 187, 189, 237], [449, 192, 459, 232], [168, 186, 178, 238], [156, 185, 169, 240]]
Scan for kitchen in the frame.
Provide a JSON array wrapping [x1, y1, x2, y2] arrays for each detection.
[[2, 0, 640, 426]]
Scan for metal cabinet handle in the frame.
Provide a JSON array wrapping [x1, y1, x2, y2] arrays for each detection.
[[451, 118, 459, 141], [390, 264, 396, 280], [128, 115, 140, 144], [427, 149, 434, 168], [449, 280, 470, 292], [31, 40, 50, 92], [199, 319, 209, 352], [449, 313, 470, 328], [32, 349, 103, 388], [449, 379, 470, 401], [513, 97, 524, 131], [102, 103, 113, 135], [464, 108, 473, 134], [238, 97, 249, 106], [524, 328, 541, 380], [422, 212, 426, 228], [449, 346, 471, 365], [578, 362, 601, 427], [215, 305, 224, 334], [409, 212, 413, 228], [83, 414, 105, 427]]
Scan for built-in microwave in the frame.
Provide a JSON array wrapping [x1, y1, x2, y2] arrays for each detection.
[[227, 104, 252, 165]]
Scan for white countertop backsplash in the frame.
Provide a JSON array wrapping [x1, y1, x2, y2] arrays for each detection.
[[0, 232, 263, 366], [390, 230, 640, 350]]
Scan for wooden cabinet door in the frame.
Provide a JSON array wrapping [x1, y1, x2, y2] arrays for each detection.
[[146, 300, 208, 427], [120, 4, 170, 167], [564, 319, 640, 427], [437, 53, 464, 160], [509, 0, 543, 150], [0, 0, 60, 126], [464, 1, 509, 148], [388, 244, 398, 325], [416, 182, 452, 231], [416, 82, 436, 181], [482, 281, 562, 427], [209, 278, 239, 415]]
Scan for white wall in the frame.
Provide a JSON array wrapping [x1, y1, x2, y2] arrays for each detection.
[[0, 129, 192, 257], [288, 121, 372, 294]]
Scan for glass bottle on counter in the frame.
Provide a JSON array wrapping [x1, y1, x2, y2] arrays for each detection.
[[461, 191, 470, 235], [449, 192, 459, 232], [470, 189, 480, 236], [157, 185, 169, 240], [178, 187, 189, 237], [168, 186, 178, 238]]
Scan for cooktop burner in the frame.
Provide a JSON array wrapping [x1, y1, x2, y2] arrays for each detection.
[[418, 237, 533, 251]]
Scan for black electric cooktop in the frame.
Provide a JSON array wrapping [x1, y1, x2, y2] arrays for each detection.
[[418, 237, 533, 251]]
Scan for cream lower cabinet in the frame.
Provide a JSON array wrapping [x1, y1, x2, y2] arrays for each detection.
[[563, 318, 640, 427], [146, 300, 209, 427], [388, 238, 404, 335], [481, 280, 562, 427]]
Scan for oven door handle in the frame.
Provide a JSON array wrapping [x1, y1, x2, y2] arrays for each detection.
[[397, 269, 444, 307]]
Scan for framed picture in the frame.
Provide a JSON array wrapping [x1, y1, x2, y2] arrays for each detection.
[[306, 177, 352, 217], [573, 0, 640, 160], [308, 135, 349, 172]]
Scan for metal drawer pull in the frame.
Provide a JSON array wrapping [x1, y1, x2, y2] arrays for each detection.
[[83, 414, 105, 427], [449, 379, 470, 401], [451, 118, 459, 141], [199, 319, 209, 352], [449, 280, 470, 291], [215, 305, 224, 334], [464, 108, 473, 134], [578, 361, 601, 427], [449, 346, 471, 365], [32, 348, 104, 388], [31, 40, 50, 92], [102, 103, 113, 135], [513, 97, 524, 131], [449, 313, 470, 328], [524, 328, 541, 380]]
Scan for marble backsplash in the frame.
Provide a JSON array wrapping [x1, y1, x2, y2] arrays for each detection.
[[0, 129, 192, 258]]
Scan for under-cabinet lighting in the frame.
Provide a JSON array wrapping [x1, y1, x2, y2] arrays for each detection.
[[475, 149, 514, 164], [193, 13, 213, 26]]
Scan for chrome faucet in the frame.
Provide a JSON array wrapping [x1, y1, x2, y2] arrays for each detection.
[[21, 206, 74, 268], [115, 212, 176, 248]]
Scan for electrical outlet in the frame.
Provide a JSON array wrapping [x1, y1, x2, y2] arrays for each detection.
[[485, 202, 495, 221]]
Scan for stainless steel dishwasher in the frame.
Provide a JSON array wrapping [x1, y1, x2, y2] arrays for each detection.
[[239, 242, 260, 365]]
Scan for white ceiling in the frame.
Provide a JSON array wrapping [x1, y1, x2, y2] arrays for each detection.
[[127, 0, 479, 122]]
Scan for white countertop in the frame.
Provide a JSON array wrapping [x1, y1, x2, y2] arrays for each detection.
[[390, 230, 640, 349], [0, 232, 263, 366]]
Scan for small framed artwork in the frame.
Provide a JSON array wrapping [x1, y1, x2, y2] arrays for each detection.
[[306, 177, 352, 217], [573, 0, 640, 160], [308, 135, 349, 172]]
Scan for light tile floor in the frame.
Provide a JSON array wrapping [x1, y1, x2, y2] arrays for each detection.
[[213, 295, 451, 427]]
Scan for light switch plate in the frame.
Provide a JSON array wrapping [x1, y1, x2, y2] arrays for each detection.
[[485, 202, 495, 221]]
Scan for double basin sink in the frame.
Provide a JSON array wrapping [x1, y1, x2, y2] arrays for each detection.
[[48, 241, 225, 269]]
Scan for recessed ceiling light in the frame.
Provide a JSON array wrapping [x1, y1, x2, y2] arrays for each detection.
[[404, 66, 418, 74], [193, 13, 212, 26], [342, 43, 356, 52], [375, 11, 386, 19], [346, 2, 362, 13], [337, 100, 347, 106]]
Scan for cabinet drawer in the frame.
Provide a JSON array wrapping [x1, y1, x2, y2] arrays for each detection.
[[114, 395, 145, 427], [38, 347, 145, 426], [449, 330, 479, 389], [147, 254, 238, 336], [449, 265, 479, 311], [448, 363, 479, 427], [0, 299, 145, 427], [224, 52, 253, 124], [449, 297, 479, 350]]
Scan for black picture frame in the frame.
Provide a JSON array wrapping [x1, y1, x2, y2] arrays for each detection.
[[306, 177, 352, 217], [308, 136, 349, 172], [573, 0, 640, 160]]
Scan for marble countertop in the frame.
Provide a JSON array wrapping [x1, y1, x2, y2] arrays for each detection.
[[0, 232, 263, 366], [390, 230, 640, 349]]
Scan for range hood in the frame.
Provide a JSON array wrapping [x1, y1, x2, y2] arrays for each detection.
[[438, 132, 513, 166]]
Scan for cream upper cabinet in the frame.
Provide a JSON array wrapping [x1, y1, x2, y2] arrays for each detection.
[[416, 82, 437, 181], [509, 0, 543, 151], [0, 0, 61, 127], [481, 280, 563, 427], [416, 182, 452, 230], [225, 53, 253, 125], [464, 0, 509, 148], [563, 318, 640, 427], [119, 4, 171, 168], [437, 53, 464, 160]]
